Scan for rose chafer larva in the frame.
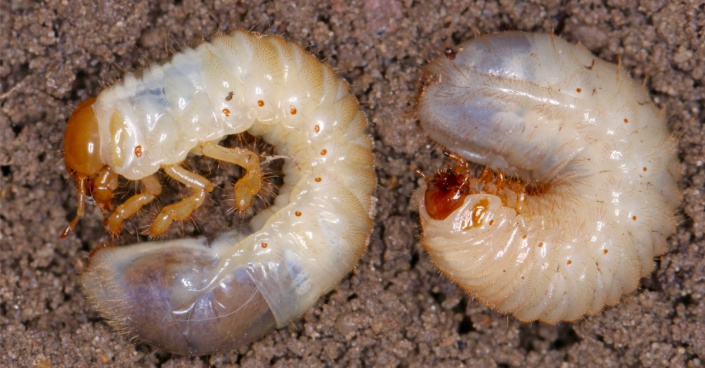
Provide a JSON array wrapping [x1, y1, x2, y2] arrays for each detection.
[[416, 32, 681, 323], [63, 29, 376, 355]]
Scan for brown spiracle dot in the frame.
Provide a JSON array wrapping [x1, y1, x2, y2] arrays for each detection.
[[444, 47, 457, 60]]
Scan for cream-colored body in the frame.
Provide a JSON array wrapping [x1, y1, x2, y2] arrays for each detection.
[[417, 32, 681, 323], [81, 30, 375, 355]]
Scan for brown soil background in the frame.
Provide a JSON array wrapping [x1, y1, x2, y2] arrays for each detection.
[[1, 0, 704, 367]]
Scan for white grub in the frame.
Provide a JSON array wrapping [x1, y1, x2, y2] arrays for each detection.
[[416, 32, 681, 323], [68, 30, 375, 355]]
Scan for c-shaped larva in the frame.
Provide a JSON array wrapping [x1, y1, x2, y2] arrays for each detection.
[[62, 29, 376, 355], [416, 32, 681, 323]]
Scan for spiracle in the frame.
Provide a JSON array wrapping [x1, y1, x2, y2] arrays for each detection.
[[63, 29, 376, 355], [416, 32, 681, 323]]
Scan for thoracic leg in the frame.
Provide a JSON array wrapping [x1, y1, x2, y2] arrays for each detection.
[[107, 175, 162, 236], [149, 165, 214, 236], [198, 141, 262, 211]]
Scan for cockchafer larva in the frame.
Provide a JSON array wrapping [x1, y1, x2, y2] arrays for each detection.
[[415, 32, 682, 323], [62, 29, 376, 355]]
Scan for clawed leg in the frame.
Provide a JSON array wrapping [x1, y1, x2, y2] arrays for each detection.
[[149, 165, 214, 236], [198, 141, 262, 212], [107, 175, 162, 236]]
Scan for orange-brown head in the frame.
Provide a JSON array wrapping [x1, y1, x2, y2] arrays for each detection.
[[61, 98, 117, 238], [424, 168, 470, 220], [64, 97, 102, 179]]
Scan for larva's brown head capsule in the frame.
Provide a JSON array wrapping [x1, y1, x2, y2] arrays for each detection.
[[424, 168, 470, 220], [64, 97, 102, 177], [61, 97, 117, 238]]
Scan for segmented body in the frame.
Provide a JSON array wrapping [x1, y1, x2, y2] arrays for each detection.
[[416, 32, 681, 323], [80, 30, 376, 355]]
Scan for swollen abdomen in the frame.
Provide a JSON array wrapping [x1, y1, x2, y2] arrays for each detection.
[[81, 239, 278, 356]]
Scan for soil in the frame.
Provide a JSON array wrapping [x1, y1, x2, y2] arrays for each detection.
[[1, 0, 704, 367]]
